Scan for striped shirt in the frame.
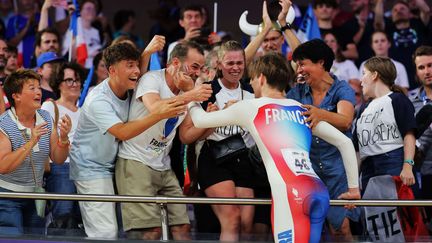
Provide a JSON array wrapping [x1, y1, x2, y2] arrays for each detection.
[[0, 108, 52, 192]]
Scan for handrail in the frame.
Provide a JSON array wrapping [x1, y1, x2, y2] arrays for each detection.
[[0, 191, 431, 206], [1, 191, 431, 241]]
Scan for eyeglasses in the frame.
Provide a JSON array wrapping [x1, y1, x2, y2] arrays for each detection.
[[63, 78, 81, 86]]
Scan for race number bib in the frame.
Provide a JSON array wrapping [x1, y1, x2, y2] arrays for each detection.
[[281, 148, 319, 178]]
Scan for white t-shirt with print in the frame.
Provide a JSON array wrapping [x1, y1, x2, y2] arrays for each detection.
[[118, 69, 185, 171]]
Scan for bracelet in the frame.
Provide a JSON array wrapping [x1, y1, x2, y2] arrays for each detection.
[[57, 139, 70, 148], [404, 159, 415, 166], [280, 23, 292, 32]]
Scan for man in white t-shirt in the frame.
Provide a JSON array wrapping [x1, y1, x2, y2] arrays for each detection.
[[69, 43, 184, 239], [116, 41, 213, 240]]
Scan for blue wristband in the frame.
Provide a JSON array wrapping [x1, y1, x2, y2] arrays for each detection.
[[404, 159, 415, 166]]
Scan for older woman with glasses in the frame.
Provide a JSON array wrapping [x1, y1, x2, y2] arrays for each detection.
[[0, 70, 71, 235], [41, 62, 85, 223]]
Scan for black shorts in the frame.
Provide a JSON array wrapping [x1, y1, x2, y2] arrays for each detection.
[[198, 141, 255, 191]]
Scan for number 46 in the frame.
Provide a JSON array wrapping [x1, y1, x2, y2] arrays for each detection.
[[295, 158, 310, 170]]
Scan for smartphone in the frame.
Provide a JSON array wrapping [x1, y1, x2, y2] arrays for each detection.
[[200, 27, 212, 37]]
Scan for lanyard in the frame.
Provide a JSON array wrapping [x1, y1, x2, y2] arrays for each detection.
[[10, 109, 40, 187]]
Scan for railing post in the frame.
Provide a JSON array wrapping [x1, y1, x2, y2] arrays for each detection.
[[160, 203, 169, 241]]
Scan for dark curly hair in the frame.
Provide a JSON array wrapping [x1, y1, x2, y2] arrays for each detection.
[[51, 62, 86, 98], [103, 42, 140, 69]]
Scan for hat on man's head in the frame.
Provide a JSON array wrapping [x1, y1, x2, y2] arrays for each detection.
[[37, 52, 64, 68]]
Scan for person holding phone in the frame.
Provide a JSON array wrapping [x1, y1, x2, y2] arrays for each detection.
[[167, 5, 221, 58]]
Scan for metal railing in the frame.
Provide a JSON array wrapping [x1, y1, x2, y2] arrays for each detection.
[[0, 191, 431, 241]]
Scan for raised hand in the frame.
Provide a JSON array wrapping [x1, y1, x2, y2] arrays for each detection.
[[262, 1, 273, 32], [144, 35, 166, 55], [30, 122, 49, 144], [184, 28, 201, 41], [278, 0, 292, 26], [58, 114, 72, 142], [190, 83, 212, 102], [173, 64, 195, 92]]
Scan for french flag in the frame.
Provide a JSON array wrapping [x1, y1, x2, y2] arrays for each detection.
[[296, 4, 321, 43], [69, 0, 87, 66], [17, 41, 23, 68]]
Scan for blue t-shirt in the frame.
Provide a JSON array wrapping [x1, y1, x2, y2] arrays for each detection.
[[69, 80, 130, 180], [6, 14, 41, 68]]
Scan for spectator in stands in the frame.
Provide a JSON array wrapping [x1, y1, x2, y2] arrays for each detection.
[[338, 0, 376, 66], [410, 45, 432, 222], [374, 0, 430, 89], [5, 45, 18, 75], [61, 0, 102, 68], [6, 0, 40, 68], [313, 0, 358, 60], [32, 28, 61, 68], [113, 10, 144, 50], [69, 43, 184, 239], [0, 0, 13, 27], [180, 41, 256, 241], [0, 69, 71, 235], [41, 62, 85, 224], [243, 0, 300, 62], [167, 5, 220, 57], [323, 31, 360, 82], [90, 52, 107, 88], [116, 41, 212, 240], [355, 56, 416, 192], [359, 31, 409, 90], [0, 38, 8, 85], [287, 39, 360, 241], [36, 51, 64, 102]]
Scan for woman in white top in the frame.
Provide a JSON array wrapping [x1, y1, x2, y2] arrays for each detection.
[[181, 41, 256, 241], [323, 31, 360, 82], [41, 62, 84, 220], [359, 31, 409, 90]]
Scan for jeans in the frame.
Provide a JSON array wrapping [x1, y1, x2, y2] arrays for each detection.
[[0, 187, 45, 235], [361, 147, 419, 196], [45, 163, 80, 218]]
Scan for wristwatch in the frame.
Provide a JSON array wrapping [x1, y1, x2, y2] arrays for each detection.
[[404, 159, 415, 166], [280, 23, 292, 32]]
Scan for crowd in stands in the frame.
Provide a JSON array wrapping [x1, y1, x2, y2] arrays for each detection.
[[0, 0, 431, 242]]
